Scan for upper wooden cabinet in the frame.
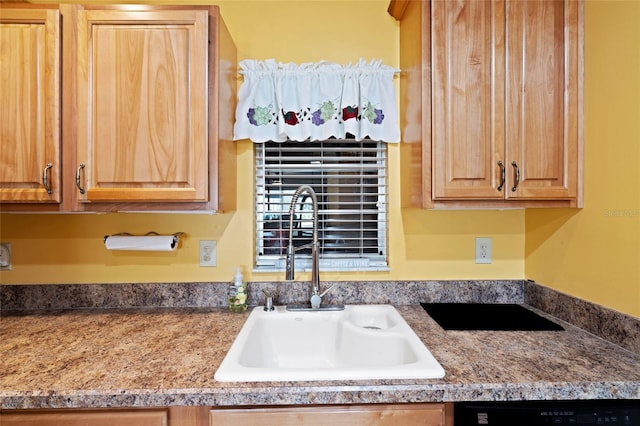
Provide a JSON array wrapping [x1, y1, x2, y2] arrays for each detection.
[[0, 6, 61, 204], [0, 3, 237, 213], [390, 0, 583, 209], [75, 8, 209, 205]]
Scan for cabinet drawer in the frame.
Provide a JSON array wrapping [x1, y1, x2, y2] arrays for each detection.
[[1, 409, 168, 426], [211, 403, 451, 426]]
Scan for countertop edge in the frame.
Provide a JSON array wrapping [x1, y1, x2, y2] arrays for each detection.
[[2, 381, 639, 410]]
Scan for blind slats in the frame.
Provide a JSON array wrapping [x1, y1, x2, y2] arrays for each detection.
[[255, 140, 388, 271], [257, 212, 383, 218]]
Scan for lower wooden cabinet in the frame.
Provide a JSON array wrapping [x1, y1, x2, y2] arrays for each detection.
[[0, 409, 168, 426], [0, 407, 209, 426], [0, 404, 452, 426], [210, 403, 453, 426]]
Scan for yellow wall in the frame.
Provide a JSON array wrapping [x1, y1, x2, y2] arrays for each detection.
[[0, 0, 524, 286], [7, 0, 639, 320], [525, 0, 640, 317]]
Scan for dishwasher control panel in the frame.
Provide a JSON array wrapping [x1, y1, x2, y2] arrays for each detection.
[[454, 400, 640, 425]]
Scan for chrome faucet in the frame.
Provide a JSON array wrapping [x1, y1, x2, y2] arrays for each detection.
[[285, 185, 321, 299], [285, 185, 344, 311]]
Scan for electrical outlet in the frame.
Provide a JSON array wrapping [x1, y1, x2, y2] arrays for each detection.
[[199, 240, 217, 267], [475, 237, 492, 264], [0, 243, 11, 270]]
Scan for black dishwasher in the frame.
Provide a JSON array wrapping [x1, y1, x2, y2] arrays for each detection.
[[454, 400, 640, 425]]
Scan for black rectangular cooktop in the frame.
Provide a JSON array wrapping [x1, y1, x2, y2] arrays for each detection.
[[420, 303, 564, 331]]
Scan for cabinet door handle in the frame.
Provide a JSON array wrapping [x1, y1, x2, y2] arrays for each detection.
[[42, 163, 53, 195], [497, 161, 505, 192], [76, 163, 86, 194], [511, 161, 520, 192]]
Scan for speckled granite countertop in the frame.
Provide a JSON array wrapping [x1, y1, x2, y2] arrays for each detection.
[[1, 303, 639, 409]]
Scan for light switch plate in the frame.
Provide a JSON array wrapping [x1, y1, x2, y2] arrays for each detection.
[[0, 243, 11, 270]]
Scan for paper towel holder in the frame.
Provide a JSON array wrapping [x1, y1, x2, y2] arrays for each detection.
[[103, 232, 185, 250]]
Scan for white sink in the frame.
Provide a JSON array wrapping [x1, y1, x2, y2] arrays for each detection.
[[214, 305, 445, 382]]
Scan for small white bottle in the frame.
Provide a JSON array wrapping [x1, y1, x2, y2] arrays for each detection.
[[228, 267, 247, 313]]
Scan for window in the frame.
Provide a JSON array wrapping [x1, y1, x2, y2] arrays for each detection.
[[255, 139, 388, 272]]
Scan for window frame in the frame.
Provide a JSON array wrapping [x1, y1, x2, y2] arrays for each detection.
[[254, 139, 389, 273]]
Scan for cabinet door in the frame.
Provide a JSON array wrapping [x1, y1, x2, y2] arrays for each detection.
[[1, 409, 167, 426], [432, 0, 505, 200], [432, 0, 581, 203], [504, 0, 580, 200], [210, 404, 450, 426], [0, 8, 61, 203], [75, 9, 209, 203]]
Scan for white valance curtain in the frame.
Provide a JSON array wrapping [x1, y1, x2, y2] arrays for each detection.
[[233, 59, 400, 143]]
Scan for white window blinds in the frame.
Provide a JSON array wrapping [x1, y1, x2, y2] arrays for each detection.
[[255, 139, 388, 272]]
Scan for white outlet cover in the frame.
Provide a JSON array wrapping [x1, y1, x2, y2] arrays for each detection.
[[475, 237, 492, 264], [199, 240, 217, 267], [0, 243, 11, 270]]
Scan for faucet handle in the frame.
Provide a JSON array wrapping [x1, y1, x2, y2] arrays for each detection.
[[310, 283, 337, 310], [262, 289, 275, 311]]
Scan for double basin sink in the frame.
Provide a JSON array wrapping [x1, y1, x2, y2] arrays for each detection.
[[214, 304, 445, 382]]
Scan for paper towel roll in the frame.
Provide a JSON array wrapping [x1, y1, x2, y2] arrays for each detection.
[[104, 235, 177, 251]]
